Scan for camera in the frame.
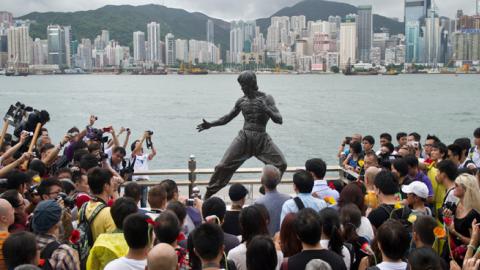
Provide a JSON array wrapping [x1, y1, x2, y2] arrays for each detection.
[[57, 192, 76, 209], [345, 137, 352, 145], [444, 201, 457, 213], [186, 199, 195, 207], [87, 128, 108, 143], [147, 130, 154, 136], [98, 152, 109, 162], [67, 131, 79, 138]]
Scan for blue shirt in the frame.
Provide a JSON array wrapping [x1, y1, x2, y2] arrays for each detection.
[[280, 193, 328, 224], [255, 190, 291, 236], [311, 180, 340, 202]]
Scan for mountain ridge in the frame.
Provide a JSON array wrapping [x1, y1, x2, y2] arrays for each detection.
[[17, 0, 404, 54]]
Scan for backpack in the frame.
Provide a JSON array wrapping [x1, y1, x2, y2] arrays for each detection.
[[40, 240, 61, 270], [75, 201, 107, 270], [379, 204, 413, 232]]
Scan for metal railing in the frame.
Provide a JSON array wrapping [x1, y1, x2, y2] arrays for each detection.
[[131, 156, 360, 197]]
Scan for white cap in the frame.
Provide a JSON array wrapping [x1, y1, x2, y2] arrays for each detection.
[[401, 181, 429, 199]]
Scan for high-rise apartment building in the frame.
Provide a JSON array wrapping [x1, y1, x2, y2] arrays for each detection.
[[7, 25, 31, 64], [207, 19, 214, 44], [147, 22, 161, 63], [165, 33, 176, 66], [133, 31, 146, 62], [357, 5, 373, 63], [339, 20, 357, 68], [63, 26, 72, 68]]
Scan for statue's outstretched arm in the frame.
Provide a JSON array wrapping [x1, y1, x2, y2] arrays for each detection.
[[197, 99, 241, 132], [210, 100, 241, 126], [265, 95, 283, 124]]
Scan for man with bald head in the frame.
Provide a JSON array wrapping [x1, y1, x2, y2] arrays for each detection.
[[146, 243, 177, 270], [0, 198, 14, 270], [254, 164, 291, 235]]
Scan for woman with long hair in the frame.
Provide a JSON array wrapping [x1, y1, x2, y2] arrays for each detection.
[[340, 204, 370, 270], [319, 207, 351, 270], [445, 173, 480, 263], [339, 183, 374, 242], [274, 212, 302, 258], [247, 235, 278, 270], [227, 205, 283, 270]]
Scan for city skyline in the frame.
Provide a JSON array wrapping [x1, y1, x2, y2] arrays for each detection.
[[1, 0, 478, 22], [1, 0, 479, 74]]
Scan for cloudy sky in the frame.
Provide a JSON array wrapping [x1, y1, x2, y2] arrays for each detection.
[[3, 0, 477, 20]]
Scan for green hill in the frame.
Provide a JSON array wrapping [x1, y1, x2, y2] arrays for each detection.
[[18, 4, 231, 52]]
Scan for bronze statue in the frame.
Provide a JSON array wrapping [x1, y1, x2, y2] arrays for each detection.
[[197, 71, 287, 198]]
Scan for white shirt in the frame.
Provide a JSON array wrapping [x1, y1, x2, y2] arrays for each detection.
[[471, 146, 480, 168], [132, 154, 149, 180], [356, 216, 375, 242], [105, 147, 124, 173], [320, 240, 351, 270], [104, 257, 147, 270], [375, 261, 408, 270], [227, 243, 283, 270]]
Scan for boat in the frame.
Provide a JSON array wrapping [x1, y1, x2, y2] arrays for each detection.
[[383, 69, 399, 76], [5, 57, 29, 76], [342, 59, 378, 76], [178, 62, 208, 75]]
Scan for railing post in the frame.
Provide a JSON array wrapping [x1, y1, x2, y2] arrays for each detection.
[[188, 154, 197, 197]]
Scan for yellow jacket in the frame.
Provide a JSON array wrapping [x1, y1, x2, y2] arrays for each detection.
[[86, 233, 128, 270]]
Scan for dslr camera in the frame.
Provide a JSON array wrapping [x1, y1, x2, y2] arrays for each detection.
[[57, 192, 76, 209]]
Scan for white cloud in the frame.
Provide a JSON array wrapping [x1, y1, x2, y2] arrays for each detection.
[[3, 0, 477, 20]]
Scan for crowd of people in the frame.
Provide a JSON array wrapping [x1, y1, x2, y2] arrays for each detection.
[[1, 111, 480, 270]]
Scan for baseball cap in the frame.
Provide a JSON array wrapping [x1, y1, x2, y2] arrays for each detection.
[[228, 184, 249, 201], [32, 200, 62, 234], [401, 181, 429, 199]]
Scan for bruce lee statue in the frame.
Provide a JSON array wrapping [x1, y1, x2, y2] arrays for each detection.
[[197, 71, 287, 199]]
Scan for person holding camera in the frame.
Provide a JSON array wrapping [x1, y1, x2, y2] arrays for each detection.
[[130, 131, 156, 208]]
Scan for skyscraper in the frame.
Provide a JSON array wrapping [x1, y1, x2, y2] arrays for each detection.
[[7, 25, 31, 64], [32, 38, 48, 65], [63, 26, 72, 68], [101, 30, 110, 48], [47, 25, 66, 66], [340, 20, 357, 68], [77, 38, 92, 70], [133, 31, 146, 62], [165, 33, 176, 66], [147, 22, 161, 63], [357, 5, 373, 63], [404, 0, 431, 62], [207, 19, 214, 44]]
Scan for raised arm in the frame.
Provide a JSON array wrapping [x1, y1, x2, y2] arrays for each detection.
[[263, 95, 283, 124], [132, 132, 147, 155], [123, 129, 131, 149], [0, 152, 32, 177], [197, 99, 242, 132], [0, 131, 28, 161]]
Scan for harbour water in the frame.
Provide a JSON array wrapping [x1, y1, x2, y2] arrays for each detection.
[[1, 74, 479, 171]]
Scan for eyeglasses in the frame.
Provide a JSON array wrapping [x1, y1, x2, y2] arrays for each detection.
[[424, 144, 433, 147]]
